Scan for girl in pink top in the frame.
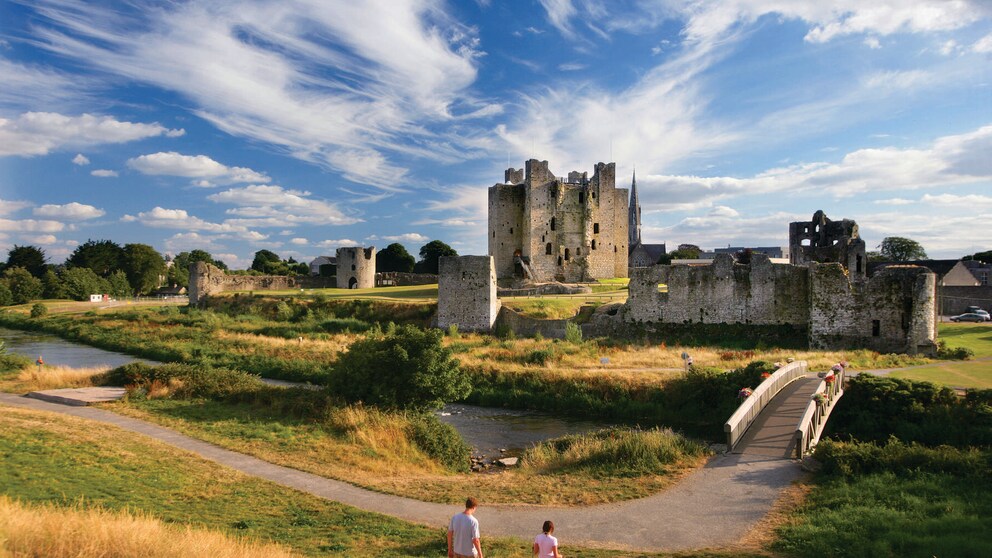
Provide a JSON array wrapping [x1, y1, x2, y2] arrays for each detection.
[[533, 520, 562, 558]]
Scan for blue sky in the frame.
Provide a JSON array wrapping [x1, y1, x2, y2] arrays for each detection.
[[1, 0, 990, 269]]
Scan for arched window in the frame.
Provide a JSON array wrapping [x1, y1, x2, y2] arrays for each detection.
[[564, 248, 570, 261], [592, 240, 597, 250], [576, 247, 581, 256], [579, 192, 584, 203], [546, 243, 552, 255], [593, 223, 599, 234], [550, 217, 556, 231], [557, 256, 563, 266]]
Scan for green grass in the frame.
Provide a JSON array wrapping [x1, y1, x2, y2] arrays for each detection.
[[774, 441, 992, 557], [938, 322, 992, 357], [225, 284, 440, 301], [0, 404, 757, 558], [890, 360, 992, 389]]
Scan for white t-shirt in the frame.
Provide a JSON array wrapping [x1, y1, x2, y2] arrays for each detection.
[[449, 512, 480, 556], [534, 533, 558, 557]]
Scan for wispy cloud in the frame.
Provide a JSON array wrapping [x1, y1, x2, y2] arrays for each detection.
[[90, 169, 118, 178], [207, 184, 361, 226], [0, 112, 183, 157]]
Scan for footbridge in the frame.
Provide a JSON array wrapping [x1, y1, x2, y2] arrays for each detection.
[[724, 361, 846, 459]]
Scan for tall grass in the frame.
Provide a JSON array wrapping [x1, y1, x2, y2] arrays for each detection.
[[524, 427, 708, 476], [13, 365, 110, 391], [0, 496, 296, 558]]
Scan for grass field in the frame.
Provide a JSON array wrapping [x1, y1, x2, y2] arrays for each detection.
[[889, 360, 992, 389], [226, 284, 440, 302], [0, 404, 761, 558]]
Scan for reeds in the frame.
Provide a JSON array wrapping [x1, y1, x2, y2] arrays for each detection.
[[14, 365, 110, 390]]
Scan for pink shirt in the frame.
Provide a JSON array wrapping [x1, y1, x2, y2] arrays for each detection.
[[534, 533, 558, 557]]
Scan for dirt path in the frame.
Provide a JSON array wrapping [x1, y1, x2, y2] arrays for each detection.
[[0, 393, 801, 552]]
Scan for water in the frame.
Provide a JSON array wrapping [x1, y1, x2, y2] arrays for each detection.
[[0, 326, 610, 457], [438, 403, 611, 461], [0, 327, 154, 369]]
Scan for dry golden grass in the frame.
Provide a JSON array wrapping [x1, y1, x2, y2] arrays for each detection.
[[0, 496, 296, 558], [0, 365, 110, 393], [213, 330, 357, 362]]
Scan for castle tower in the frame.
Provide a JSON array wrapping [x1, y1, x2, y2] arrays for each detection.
[[628, 170, 641, 247], [336, 246, 376, 289]]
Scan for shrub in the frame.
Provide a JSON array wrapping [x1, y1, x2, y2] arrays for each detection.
[[29, 303, 47, 319], [319, 317, 372, 334], [407, 413, 470, 472], [564, 322, 583, 344], [523, 427, 707, 476], [0, 342, 31, 374], [103, 362, 264, 400], [329, 326, 469, 411], [525, 347, 558, 366], [936, 340, 975, 360], [446, 324, 459, 338], [0, 282, 13, 306], [814, 438, 991, 478]]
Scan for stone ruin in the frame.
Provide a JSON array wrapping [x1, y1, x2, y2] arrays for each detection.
[[436, 256, 500, 332], [188, 262, 333, 305], [489, 159, 629, 284], [336, 246, 376, 289], [790, 210, 867, 276]]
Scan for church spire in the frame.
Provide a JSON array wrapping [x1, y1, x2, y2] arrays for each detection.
[[628, 169, 641, 247]]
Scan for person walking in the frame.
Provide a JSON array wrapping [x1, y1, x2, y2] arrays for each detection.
[[448, 496, 483, 558], [533, 520, 562, 558]]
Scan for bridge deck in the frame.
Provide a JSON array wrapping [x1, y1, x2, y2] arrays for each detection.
[[733, 375, 822, 458]]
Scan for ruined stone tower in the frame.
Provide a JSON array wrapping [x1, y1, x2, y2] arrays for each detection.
[[488, 159, 629, 283], [789, 210, 867, 277], [628, 170, 641, 247], [336, 246, 376, 289]]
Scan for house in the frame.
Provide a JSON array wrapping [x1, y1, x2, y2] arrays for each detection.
[[629, 242, 668, 267], [964, 259, 992, 286], [309, 256, 336, 276]]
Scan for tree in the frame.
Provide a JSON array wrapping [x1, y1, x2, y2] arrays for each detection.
[[168, 249, 225, 287], [416, 240, 457, 275], [41, 269, 66, 299], [61, 267, 111, 300], [67, 239, 125, 277], [329, 326, 469, 411], [2, 267, 43, 304], [964, 250, 992, 264], [107, 270, 132, 299], [123, 243, 165, 295], [5, 245, 47, 277], [251, 250, 281, 273], [377, 243, 416, 273], [878, 237, 927, 261], [0, 282, 12, 306]]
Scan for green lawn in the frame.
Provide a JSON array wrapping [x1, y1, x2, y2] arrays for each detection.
[[224, 284, 440, 302], [890, 360, 992, 389], [938, 322, 992, 357]]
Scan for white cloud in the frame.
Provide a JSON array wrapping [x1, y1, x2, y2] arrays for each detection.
[[290, 237, 309, 245], [863, 37, 881, 49], [0, 56, 92, 111], [0, 219, 65, 233], [130, 207, 246, 233], [371, 232, 430, 243], [72, 153, 89, 165], [33, 202, 105, 220], [23, 234, 58, 245], [0, 112, 184, 157], [126, 152, 269, 184], [873, 198, 915, 206], [208, 184, 361, 226], [558, 62, 586, 71], [163, 232, 226, 253], [315, 239, 359, 249], [90, 169, 118, 177], [27, 0, 487, 189], [0, 199, 31, 216], [974, 33, 992, 53]]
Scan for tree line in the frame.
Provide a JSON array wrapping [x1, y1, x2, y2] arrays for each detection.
[[655, 237, 944, 265]]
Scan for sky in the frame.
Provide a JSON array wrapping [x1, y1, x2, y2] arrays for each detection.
[[1, 0, 990, 269]]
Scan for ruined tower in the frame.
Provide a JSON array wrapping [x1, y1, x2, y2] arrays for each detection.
[[628, 170, 641, 247], [488, 159, 629, 283], [336, 246, 376, 289], [789, 210, 867, 277]]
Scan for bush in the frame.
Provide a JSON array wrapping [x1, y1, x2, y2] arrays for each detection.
[[407, 413, 470, 472], [0, 282, 12, 306], [3, 267, 43, 304], [523, 427, 707, 476], [319, 317, 372, 334], [104, 362, 264, 400], [0, 341, 31, 374], [29, 303, 47, 319], [564, 322, 582, 344], [936, 340, 975, 360], [826, 375, 992, 447], [814, 438, 991, 478], [329, 326, 469, 411], [525, 347, 558, 366]]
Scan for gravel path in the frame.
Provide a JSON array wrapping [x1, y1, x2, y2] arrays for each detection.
[[0, 393, 801, 552]]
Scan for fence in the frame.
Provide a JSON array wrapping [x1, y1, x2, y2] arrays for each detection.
[[794, 366, 846, 459]]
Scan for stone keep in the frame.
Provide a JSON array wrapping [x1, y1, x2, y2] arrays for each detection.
[[437, 256, 500, 332], [336, 247, 376, 289], [489, 159, 629, 283], [790, 210, 867, 276]]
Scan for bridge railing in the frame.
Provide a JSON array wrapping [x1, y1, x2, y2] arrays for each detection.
[[724, 360, 809, 451], [794, 367, 846, 459]]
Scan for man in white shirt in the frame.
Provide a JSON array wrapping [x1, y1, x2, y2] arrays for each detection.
[[448, 496, 483, 558]]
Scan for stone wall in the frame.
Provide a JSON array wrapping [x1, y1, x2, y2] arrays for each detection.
[[619, 255, 937, 354], [188, 262, 333, 305], [625, 254, 811, 325], [437, 256, 500, 332], [939, 285, 992, 315], [494, 306, 571, 339], [489, 159, 628, 283], [336, 247, 376, 289], [374, 272, 438, 287]]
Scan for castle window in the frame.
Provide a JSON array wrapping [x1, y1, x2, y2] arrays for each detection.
[[592, 240, 597, 250], [509, 227, 513, 234], [546, 243, 552, 255], [593, 223, 599, 234], [492, 231, 495, 238], [591, 192, 595, 199], [856, 254, 863, 274], [579, 192, 585, 203], [614, 246, 617, 253], [872, 320, 880, 337], [351, 264, 356, 271], [550, 217, 556, 231], [564, 248, 570, 261], [558, 256, 563, 266]]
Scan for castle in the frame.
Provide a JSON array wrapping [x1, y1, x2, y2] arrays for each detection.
[[488, 159, 629, 283]]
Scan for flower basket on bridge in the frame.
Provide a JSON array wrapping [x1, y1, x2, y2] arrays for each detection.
[[811, 392, 827, 406], [738, 387, 753, 399]]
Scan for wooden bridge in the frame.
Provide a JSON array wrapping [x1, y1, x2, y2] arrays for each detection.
[[724, 361, 846, 459]]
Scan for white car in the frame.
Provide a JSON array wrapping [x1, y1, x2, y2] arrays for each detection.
[[965, 306, 991, 321]]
